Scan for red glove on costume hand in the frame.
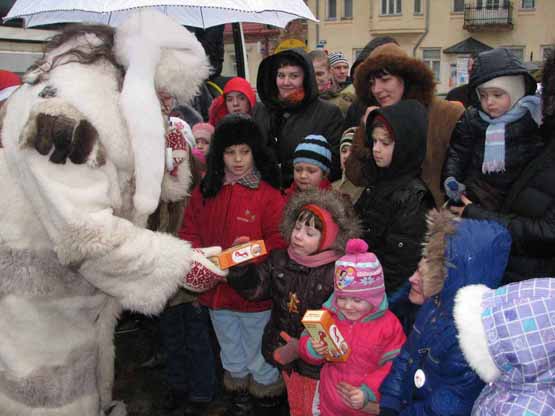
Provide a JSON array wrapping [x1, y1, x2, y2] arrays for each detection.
[[183, 246, 228, 293], [273, 331, 299, 365]]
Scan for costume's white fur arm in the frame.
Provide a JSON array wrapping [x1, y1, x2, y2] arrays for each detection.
[[9, 146, 191, 315]]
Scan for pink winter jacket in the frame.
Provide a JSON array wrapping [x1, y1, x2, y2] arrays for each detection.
[[299, 298, 406, 416]]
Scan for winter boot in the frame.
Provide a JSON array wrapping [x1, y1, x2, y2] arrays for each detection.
[[223, 373, 253, 416], [249, 376, 285, 416]]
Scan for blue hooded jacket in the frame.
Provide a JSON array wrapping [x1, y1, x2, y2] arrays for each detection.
[[379, 210, 512, 416]]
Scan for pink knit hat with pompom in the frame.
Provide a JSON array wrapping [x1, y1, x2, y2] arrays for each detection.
[[332, 239, 385, 310]]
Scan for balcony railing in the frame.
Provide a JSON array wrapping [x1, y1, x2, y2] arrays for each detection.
[[463, 1, 513, 32]]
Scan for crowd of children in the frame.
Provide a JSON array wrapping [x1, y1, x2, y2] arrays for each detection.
[[152, 44, 555, 416]]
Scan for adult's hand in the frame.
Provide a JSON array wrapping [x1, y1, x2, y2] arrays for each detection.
[[362, 106, 380, 125]]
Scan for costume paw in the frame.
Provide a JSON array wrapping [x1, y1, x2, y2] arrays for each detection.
[[183, 247, 228, 292], [20, 99, 101, 165]]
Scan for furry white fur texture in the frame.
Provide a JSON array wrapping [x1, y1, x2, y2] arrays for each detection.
[[114, 10, 210, 216], [454, 284, 501, 383]]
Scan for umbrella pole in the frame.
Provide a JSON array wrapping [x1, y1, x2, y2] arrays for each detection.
[[232, 22, 249, 81]]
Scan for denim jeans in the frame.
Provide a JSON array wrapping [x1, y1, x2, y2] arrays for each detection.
[[209, 309, 280, 385], [160, 302, 216, 402]]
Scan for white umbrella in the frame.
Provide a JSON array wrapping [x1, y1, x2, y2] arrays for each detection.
[[3, 0, 318, 29]]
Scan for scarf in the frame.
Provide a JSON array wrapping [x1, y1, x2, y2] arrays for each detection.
[[287, 246, 340, 268], [479, 95, 542, 174], [282, 88, 305, 105], [223, 167, 261, 189]]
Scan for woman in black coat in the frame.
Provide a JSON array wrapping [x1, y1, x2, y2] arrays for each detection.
[[253, 48, 344, 187]]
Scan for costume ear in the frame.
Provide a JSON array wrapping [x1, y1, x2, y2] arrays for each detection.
[[114, 10, 209, 217]]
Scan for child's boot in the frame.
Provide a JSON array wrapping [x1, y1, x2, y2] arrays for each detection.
[[249, 376, 285, 416], [223, 373, 253, 416]]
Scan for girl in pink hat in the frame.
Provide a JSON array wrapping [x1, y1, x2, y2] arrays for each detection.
[[298, 239, 406, 416]]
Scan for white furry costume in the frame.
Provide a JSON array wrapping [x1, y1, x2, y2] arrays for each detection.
[[0, 11, 219, 416]]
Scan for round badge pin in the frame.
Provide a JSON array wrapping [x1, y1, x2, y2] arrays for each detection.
[[414, 369, 426, 388]]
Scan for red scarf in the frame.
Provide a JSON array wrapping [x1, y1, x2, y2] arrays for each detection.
[[283, 88, 305, 105]]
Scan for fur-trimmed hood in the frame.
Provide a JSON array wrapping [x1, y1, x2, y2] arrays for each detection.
[[420, 210, 511, 304], [280, 189, 360, 253], [353, 43, 436, 108], [454, 278, 555, 415]]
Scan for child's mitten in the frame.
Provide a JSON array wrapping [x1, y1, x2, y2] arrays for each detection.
[[444, 176, 466, 202], [273, 331, 299, 365]]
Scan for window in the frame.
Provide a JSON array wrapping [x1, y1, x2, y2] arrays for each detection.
[[381, 0, 402, 15], [327, 0, 337, 19], [344, 0, 353, 18], [453, 0, 465, 12], [414, 0, 423, 14], [521, 0, 535, 8], [423, 49, 441, 81], [506, 47, 524, 62]]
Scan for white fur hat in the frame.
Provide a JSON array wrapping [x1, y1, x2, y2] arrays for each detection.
[[114, 10, 210, 216]]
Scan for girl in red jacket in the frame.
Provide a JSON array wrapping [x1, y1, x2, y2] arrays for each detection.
[[179, 113, 286, 414], [298, 239, 406, 416]]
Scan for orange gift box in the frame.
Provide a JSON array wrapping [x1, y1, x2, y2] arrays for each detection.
[[301, 309, 350, 362], [210, 240, 267, 270]]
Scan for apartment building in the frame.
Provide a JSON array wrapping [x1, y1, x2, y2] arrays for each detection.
[[306, 0, 555, 93]]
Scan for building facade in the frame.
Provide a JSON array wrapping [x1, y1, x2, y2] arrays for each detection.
[[306, 0, 555, 93]]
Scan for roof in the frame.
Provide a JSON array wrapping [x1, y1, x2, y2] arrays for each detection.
[[443, 37, 493, 55]]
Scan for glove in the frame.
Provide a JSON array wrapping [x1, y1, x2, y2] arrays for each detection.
[[273, 331, 299, 365], [183, 246, 228, 293], [444, 176, 466, 202]]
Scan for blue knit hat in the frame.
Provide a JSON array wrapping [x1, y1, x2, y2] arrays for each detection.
[[293, 135, 332, 174]]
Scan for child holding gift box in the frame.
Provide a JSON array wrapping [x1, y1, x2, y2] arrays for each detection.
[[299, 239, 406, 416], [227, 189, 360, 415], [180, 113, 287, 413]]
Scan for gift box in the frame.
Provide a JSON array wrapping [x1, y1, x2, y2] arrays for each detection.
[[302, 309, 350, 362]]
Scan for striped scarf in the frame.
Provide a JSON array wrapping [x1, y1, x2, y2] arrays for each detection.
[[478, 95, 542, 174]]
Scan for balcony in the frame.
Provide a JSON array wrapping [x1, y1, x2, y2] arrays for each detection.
[[463, 1, 513, 32]]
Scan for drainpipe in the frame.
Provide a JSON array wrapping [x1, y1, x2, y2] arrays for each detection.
[[315, 0, 320, 47], [412, 0, 430, 57]]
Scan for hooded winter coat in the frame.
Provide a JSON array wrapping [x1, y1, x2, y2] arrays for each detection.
[[442, 48, 544, 211], [227, 190, 360, 379], [378, 210, 512, 416], [353, 100, 435, 295], [346, 43, 464, 207], [454, 278, 555, 416], [253, 48, 344, 187]]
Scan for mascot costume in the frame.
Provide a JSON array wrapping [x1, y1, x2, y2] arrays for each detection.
[[0, 10, 228, 416]]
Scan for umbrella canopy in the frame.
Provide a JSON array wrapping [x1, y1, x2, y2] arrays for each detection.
[[3, 0, 317, 29]]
